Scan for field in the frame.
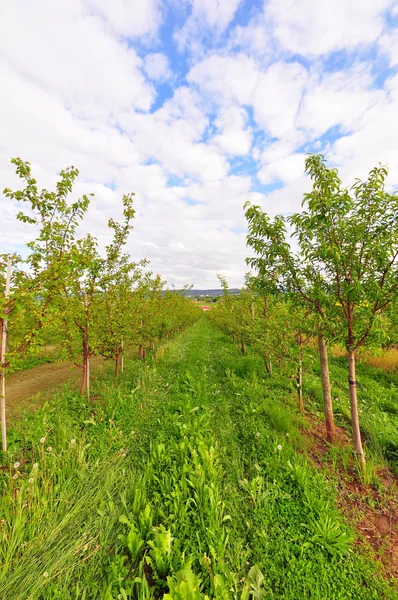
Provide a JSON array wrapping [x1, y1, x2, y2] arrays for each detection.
[[2, 5, 398, 599], [1, 317, 397, 599]]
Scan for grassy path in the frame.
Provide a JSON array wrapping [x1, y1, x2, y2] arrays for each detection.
[[1, 317, 396, 599]]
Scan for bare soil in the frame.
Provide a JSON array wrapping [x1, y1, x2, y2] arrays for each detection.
[[5, 357, 105, 421], [304, 417, 398, 580]]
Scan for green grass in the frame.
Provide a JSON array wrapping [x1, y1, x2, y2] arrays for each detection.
[[303, 353, 398, 470], [0, 317, 396, 598], [8, 352, 56, 374]]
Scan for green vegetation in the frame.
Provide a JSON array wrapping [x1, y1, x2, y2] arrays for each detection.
[[306, 353, 398, 469], [210, 290, 398, 476], [1, 318, 396, 598], [245, 155, 398, 474], [1, 158, 201, 452], [1, 154, 397, 598]]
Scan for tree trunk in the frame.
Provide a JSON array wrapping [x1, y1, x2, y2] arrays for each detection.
[[318, 335, 336, 443], [81, 293, 91, 400], [80, 338, 90, 397], [121, 338, 124, 374], [241, 341, 246, 355], [86, 350, 90, 400], [348, 349, 366, 474], [149, 341, 154, 351], [138, 344, 144, 360], [80, 355, 87, 395], [264, 353, 272, 377], [296, 334, 304, 412], [297, 359, 304, 412], [263, 296, 268, 318], [0, 257, 11, 452]]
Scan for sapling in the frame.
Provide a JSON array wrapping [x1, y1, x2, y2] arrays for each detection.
[[0, 256, 11, 451], [245, 201, 336, 441], [1, 159, 91, 449], [290, 155, 398, 472]]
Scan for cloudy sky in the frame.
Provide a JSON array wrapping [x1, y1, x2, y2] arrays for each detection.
[[1, 0, 398, 288]]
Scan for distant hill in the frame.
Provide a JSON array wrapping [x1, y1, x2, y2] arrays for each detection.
[[183, 288, 240, 297]]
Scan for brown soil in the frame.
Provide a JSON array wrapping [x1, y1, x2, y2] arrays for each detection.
[[304, 416, 398, 580], [5, 356, 106, 422]]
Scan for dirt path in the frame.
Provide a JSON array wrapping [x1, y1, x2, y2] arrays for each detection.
[[5, 357, 105, 421]]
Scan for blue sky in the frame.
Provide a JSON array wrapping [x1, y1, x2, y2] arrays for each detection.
[[1, 0, 398, 287]]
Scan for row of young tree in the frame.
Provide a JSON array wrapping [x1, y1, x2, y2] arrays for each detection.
[[211, 155, 398, 475], [0, 159, 201, 452]]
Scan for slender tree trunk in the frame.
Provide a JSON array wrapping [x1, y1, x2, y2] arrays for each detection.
[[263, 296, 268, 319], [149, 341, 154, 351], [80, 338, 90, 397], [1, 257, 11, 452], [348, 349, 366, 474], [121, 338, 124, 374], [296, 334, 304, 412], [241, 341, 246, 355], [80, 350, 87, 395], [264, 353, 272, 377], [318, 335, 336, 443], [138, 344, 144, 360], [143, 346, 147, 359], [297, 359, 304, 412], [86, 349, 90, 400], [81, 293, 90, 399]]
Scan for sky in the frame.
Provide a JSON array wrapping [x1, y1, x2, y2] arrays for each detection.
[[1, 0, 398, 288]]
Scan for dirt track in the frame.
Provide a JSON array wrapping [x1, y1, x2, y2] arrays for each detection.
[[5, 357, 105, 421]]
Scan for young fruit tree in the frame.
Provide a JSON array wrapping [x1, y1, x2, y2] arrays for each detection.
[[0, 256, 12, 451], [61, 234, 103, 398], [1, 159, 91, 451], [297, 155, 397, 472], [245, 202, 336, 442], [94, 194, 146, 376]]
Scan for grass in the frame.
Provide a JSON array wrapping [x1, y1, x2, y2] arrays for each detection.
[[304, 352, 398, 471], [363, 349, 398, 373], [0, 317, 396, 598], [8, 352, 55, 374]]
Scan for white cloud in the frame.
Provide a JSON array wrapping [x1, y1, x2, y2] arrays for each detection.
[[189, 56, 307, 141], [251, 61, 307, 140], [86, 0, 162, 38], [228, 10, 274, 62], [266, 0, 394, 56], [379, 29, 398, 65], [254, 175, 311, 217], [261, 140, 300, 164], [0, 1, 155, 120], [329, 73, 398, 185], [297, 65, 383, 138], [116, 87, 229, 182], [175, 0, 243, 51], [258, 153, 306, 184], [212, 106, 252, 155], [390, 2, 398, 16], [143, 53, 173, 82], [188, 53, 260, 106], [231, 20, 271, 57], [2, 0, 398, 289]]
